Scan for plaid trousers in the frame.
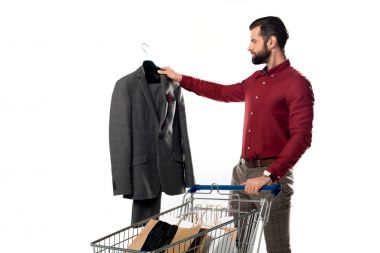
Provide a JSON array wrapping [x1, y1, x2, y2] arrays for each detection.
[[229, 160, 294, 253]]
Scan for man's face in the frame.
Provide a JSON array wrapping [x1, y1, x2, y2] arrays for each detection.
[[248, 26, 271, 65]]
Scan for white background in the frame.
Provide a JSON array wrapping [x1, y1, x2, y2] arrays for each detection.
[[1, 0, 379, 252]]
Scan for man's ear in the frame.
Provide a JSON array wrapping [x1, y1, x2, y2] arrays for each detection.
[[267, 36, 278, 49]]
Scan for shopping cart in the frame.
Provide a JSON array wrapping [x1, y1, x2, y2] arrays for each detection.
[[90, 183, 281, 253]]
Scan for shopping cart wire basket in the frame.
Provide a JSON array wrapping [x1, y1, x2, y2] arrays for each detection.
[[91, 183, 281, 253]]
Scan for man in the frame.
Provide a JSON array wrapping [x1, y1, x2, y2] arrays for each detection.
[[158, 16, 314, 253]]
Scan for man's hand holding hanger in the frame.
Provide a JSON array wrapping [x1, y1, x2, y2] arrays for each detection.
[[158, 67, 182, 82]]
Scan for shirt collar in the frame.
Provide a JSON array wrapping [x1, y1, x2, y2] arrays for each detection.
[[260, 59, 290, 75]]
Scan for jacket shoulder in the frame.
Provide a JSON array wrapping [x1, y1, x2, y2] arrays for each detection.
[[115, 67, 143, 87]]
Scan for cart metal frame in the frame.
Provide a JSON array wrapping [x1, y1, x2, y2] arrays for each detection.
[[91, 184, 281, 253]]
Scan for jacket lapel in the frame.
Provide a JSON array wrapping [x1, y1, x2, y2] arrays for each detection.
[[159, 75, 170, 128], [136, 66, 160, 123]]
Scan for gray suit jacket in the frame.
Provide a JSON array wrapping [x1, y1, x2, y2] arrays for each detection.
[[109, 65, 195, 200]]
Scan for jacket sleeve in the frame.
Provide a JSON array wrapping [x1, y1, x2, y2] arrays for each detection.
[[176, 85, 195, 187], [109, 80, 133, 196]]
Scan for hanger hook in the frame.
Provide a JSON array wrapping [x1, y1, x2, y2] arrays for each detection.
[[141, 42, 149, 58]]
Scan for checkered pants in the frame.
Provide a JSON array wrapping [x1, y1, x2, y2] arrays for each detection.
[[229, 160, 294, 253]]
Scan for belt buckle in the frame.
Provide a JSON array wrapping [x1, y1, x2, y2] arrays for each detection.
[[241, 157, 263, 168], [241, 158, 247, 166], [256, 159, 261, 168]]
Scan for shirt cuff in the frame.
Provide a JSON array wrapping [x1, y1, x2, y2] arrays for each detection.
[[266, 168, 281, 182]]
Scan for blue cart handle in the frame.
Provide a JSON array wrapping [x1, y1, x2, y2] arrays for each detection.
[[188, 184, 281, 197]]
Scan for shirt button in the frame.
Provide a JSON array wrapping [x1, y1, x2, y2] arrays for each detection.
[[247, 146, 251, 150], [248, 129, 251, 133], [255, 96, 259, 99], [262, 81, 266, 85], [271, 74, 274, 77], [250, 112, 253, 115]]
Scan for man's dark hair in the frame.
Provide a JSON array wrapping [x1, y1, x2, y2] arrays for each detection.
[[249, 16, 289, 50]]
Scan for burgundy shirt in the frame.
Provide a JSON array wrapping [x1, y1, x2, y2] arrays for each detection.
[[180, 60, 314, 180]]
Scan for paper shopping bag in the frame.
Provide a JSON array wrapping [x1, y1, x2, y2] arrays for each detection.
[[223, 227, 238, 242], [128, 219, 180, 251], [127, 219, 160, 250], [165, 223, 202, 253], [197, 228, 238, 253], [128, 218, 203, 253], [186, 228, 208, 253]]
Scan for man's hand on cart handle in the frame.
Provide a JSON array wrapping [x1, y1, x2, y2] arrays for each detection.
[[242, 176, 272, 195]]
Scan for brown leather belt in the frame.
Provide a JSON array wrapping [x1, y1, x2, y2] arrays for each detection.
[[240, 157, 275, 168]]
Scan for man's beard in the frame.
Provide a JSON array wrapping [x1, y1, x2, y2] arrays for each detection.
[[252, 45, 271, 65]]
